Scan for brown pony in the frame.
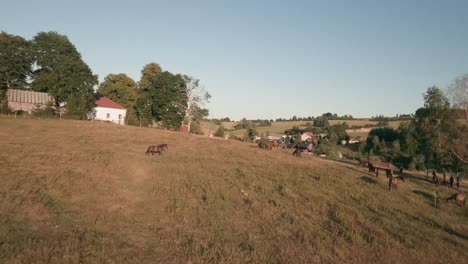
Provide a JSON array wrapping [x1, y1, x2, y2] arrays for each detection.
[[388, 174, 405, 191], [446, 192, 465, 206]]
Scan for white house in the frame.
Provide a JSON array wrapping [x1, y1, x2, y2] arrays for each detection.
[[93, 96, 127, 125]]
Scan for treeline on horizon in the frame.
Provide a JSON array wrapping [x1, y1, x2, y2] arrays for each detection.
[[206, 112, 414, 124], [0, 31, 210, 131]]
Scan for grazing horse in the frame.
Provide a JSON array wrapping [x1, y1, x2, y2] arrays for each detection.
[[434, 176, 443, 186], [367, 163, 381, 178], [385, 169, 393, 179], [388, 174, 405, 191], [446, 192, 465, 206], [258, 141, 272, 150], [292, 147, 302, 157], [272, 140, 279, 148]]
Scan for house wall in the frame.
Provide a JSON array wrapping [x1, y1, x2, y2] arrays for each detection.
[[8, 102, 47, 114], [94, 107, 127, 125]]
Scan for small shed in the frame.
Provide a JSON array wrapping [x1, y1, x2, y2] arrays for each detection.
[[93, 95, 127, 125], [6, 89, 54, 114]]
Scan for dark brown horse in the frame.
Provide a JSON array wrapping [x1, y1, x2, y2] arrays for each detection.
[[145, 145, 162, 156], [292, 147, 302, 157], [446, 192, 465, 206], [158, 143, 168, 151], [388, 174, 405, 191], [145, 144, 168, 156]]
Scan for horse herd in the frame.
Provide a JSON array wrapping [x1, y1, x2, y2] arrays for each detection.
[[144, 141, 465, 206], [365, 161, 465, 206], [257, 140, 311, 157]]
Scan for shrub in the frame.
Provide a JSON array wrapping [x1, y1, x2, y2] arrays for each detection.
[[32, 102, 56, 118], [190, 122, 204, 135], [214, 126, 225, 137]]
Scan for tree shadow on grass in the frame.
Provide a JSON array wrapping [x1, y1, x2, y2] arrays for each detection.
[[402, 172, 433, 185], [360, 176, 378, 184], [413, 190, 433, 201], [396, 208, 468, 241]]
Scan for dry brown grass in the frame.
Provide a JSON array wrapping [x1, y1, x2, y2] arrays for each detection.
[[1, 118, 467, 263]]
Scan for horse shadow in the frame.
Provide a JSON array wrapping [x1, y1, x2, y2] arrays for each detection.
[[360, 175, 378, 184]]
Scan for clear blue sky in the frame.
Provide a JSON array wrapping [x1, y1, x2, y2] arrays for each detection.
[[2, 0, 468, 120]]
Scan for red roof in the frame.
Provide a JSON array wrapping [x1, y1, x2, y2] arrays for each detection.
[[95, 96, 126, 110]]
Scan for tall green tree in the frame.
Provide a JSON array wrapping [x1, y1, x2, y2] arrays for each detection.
[[135, 63, 162, 126], [0, 32, 33, 90], [0, 32, 33, 109], [138, 63, 188, 129], [31, 31, 97, 118], [98, 73, 137, 109], [411, 86, 458, 168]]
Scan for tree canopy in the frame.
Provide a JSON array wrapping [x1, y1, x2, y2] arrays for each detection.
[[31, 31, 97, 118], [138, 63, 188, 129], [0, 32, 33, 91], [98, 73, 137, 110]]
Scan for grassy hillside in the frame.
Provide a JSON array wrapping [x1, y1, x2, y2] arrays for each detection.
[[1, 119, 467, 263]]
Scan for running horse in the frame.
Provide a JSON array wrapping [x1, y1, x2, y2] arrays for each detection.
[[145, 144, 169, 156]]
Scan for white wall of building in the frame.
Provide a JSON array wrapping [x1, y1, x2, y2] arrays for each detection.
[[94, 107, 127, 125]]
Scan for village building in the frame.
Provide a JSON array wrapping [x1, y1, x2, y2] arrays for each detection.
[[93, 95, 127, 125], [300, 132, 314, 142], [6, 89, 53, 114]]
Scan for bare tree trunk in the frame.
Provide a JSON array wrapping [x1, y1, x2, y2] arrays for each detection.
[[186, 118, 191, 134]]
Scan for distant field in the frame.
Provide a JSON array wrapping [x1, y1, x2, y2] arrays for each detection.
[[0, 118, 467, 263], [329, 119, 403, 129], [201, 121, 308, 136], [202, 119, 404, 138]]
